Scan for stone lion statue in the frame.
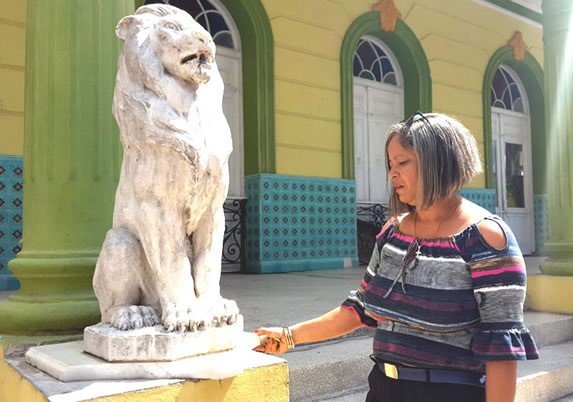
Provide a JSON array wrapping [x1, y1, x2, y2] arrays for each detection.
[[93, 4, 238, 333]]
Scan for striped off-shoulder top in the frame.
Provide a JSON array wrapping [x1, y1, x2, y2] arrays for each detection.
[[342, 215, 539, 373]]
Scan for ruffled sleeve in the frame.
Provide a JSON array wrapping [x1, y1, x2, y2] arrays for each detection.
[[468, 216, 539, 361], [342, 220, 396, 328]]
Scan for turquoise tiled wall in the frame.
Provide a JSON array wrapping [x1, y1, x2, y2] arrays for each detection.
[[460, 188, 496, 213], [245, 174, 359, 273], [534, 194, 548, 254], [0, 155, 23, 290]]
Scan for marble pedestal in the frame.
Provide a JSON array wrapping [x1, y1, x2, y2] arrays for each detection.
[[24, 329, 270, 382], [83, 315, 245, 362]]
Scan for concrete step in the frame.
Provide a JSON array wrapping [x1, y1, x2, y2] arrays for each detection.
[[525, 311, 573, 348], [516, 341, 573, 402], [286, 335, 371, 401], [286, 312, 573, 402]]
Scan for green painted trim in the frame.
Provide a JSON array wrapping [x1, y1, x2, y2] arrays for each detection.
[[220, 0, 275, 174], [340, 12, 432, 179], [482, 46, 545, 193], [483, 0, 542, 23]]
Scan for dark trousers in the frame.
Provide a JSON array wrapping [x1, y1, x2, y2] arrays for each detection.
[[365, 364, 486, 402]]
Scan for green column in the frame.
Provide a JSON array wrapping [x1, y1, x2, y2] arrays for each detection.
[[0, 0, 135, 336], [540, 0, 573, 276]]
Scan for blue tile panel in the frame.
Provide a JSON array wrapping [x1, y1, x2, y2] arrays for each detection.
[[460, 188, 496, 213], [0, 155, 23, 290], [245, 174, 359, 273], [534, 194, 548, 254]]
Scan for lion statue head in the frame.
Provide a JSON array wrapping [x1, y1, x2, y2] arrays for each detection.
[[112, 4, 229, 159], [114, 4, 222, 103]]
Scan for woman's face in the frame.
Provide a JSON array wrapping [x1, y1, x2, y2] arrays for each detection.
[[387, 135, 418, 206]]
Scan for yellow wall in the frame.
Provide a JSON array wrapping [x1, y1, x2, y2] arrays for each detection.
[[264, 0, 543, 182], [0, 0, 545, 176], [0, 0, 26, 156]]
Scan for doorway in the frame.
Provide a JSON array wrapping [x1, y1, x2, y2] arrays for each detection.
[[491, 66, 534, 254]]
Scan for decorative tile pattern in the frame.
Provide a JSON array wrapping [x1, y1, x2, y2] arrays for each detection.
[[460, 188, 496, 213], [0, 155, 23, 290], [534, 194, 548, 254], [245, 174, 358, 273]]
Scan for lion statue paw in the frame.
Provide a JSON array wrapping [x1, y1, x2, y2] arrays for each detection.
[[209, 298, 240, 327], [161, 302, 211, 332], [110, 305, 161, 331]]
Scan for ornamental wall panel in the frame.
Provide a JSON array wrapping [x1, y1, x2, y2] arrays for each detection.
[[0, 156, 23, 290]]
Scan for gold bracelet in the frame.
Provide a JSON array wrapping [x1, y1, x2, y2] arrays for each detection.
[[283, 326, 295, 350]]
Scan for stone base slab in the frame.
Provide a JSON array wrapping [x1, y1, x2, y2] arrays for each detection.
[[83, 315, 244, 362], [24, 331, 277, 383]]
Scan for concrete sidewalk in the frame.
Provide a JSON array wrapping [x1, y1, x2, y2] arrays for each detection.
[[222, 255, 545, 332]]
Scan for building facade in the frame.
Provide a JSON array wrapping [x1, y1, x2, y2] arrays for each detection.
[[0, 0, 549, 294]]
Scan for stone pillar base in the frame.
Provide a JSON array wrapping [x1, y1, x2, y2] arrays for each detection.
[[527, 275, 573, 314], [539, 254, 573, 276]]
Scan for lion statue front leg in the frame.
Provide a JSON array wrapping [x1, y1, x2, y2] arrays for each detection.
[[134, 198, 215, 333], [93, 227, 162, 331], [94, 212, 214, 332], [190, 205, 239, 328]]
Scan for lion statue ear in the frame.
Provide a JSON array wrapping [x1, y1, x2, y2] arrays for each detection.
[[116, 15, 137, 41]]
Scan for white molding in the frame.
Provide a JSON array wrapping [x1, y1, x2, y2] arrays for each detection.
[[511, 0, 542, 14], [472, 0, 542, 28]]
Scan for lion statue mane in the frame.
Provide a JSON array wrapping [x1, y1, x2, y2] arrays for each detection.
[[93, 4, 238, 333]]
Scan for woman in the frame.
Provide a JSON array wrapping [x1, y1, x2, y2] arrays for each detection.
[[255, 112, 539, 402]]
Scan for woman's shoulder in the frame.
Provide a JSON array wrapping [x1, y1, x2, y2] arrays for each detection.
[[459, 200, 511, 251], [376, 215, 401, 240]]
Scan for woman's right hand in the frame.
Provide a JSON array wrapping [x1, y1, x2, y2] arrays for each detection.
[[254, 327, 289, 355]]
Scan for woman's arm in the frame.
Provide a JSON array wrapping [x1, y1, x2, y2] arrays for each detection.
[[255, 306, 363, 355], [477, 221, 518, 401], [485, 360, 517, 402]]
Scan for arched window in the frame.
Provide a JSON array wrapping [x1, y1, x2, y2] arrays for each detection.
[[353, 37, 399, 85], [491, 66, 526, 113], [170, 0, 238, 50]]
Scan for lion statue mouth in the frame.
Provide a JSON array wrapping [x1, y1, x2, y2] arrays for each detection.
[[181, 50, 213, 66], [181, 49, 213, 83]]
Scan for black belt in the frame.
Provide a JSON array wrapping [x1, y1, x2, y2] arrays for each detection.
[[372, 358, 485, 387]]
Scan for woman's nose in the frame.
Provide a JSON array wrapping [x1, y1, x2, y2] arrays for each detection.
[[388, 167, 398, 180]]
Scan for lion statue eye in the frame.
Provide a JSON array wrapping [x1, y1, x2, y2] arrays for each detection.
[[162, 22, 180, 31]]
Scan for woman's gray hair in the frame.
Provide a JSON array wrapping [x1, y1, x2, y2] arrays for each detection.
[[385, 112, 483, 216]]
